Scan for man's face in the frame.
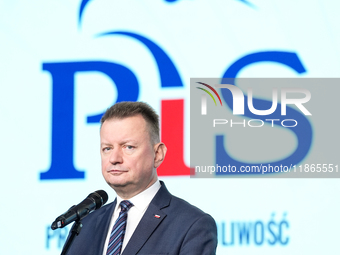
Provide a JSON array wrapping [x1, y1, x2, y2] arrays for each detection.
[[100, 115, 164, 199]]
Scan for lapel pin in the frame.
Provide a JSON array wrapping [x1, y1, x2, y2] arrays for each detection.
[[154, 214, 161, 219]]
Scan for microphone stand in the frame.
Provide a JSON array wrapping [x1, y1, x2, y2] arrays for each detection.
[[60, 220, 83, 255]]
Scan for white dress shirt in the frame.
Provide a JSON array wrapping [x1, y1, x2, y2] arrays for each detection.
[[102, 180, 161, 255]]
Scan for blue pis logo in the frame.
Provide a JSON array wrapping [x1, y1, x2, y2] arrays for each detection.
[[40, 1, 185, 180], [216, 53, 313, 175], [195, 52, 313, 176], [39, 0, 312, 180]]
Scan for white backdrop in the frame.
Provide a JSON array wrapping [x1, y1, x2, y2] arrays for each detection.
[[1, 0, 339, 254]]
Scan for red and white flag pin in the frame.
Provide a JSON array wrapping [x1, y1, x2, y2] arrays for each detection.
[[154, 214, 161, 219]]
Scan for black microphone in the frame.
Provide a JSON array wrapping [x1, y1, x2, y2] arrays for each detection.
[[51, 190, 108, 230]]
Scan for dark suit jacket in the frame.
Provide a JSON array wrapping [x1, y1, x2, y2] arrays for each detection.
[[65, 181, 217, 255]]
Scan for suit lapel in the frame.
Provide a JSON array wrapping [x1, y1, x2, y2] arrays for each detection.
[[122, 182, 171, 255], [92, 199, 117, 255]]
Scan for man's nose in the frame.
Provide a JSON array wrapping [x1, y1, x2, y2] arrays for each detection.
[[109, 148, 123, 164]]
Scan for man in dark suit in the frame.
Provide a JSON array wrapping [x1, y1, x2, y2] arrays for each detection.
[[65, 101, 217, 255]]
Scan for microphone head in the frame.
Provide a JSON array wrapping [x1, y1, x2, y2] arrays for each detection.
[[89, 190, 109, 209], [51, 221, 58, 230]]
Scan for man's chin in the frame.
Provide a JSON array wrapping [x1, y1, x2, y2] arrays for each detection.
[[107, 180, 130, 189]]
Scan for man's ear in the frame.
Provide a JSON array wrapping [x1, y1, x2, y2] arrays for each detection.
[[154, 142, 167, 168]]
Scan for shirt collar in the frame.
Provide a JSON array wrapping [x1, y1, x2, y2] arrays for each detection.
[[115, 180, 161, 213]]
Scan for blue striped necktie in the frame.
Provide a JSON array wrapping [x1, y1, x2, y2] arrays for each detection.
[[106, 200, 133, 255]]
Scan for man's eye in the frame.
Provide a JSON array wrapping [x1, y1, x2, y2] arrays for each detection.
[[125, 145, 134, 150], [103, 147, 111, 152]]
